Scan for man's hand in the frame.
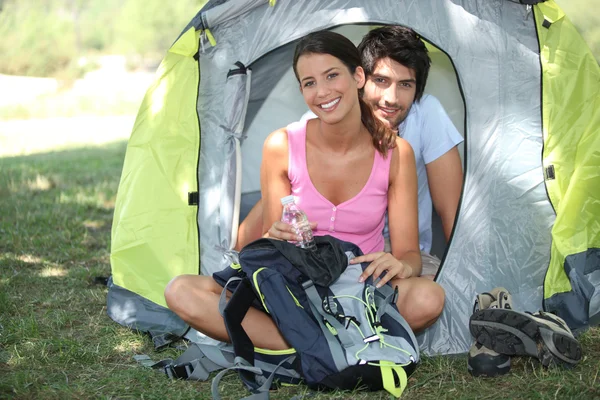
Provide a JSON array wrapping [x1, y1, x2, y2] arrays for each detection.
[[350, 252, 413, 288], [266, 221, 318, 241]]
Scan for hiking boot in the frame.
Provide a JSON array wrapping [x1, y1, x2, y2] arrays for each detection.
[[467, 342, 511, 377], [467, 288, 512, 377], [470, 308, 582, 368]]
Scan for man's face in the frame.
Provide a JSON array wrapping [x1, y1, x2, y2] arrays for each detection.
[[362, 57, 417, 130]]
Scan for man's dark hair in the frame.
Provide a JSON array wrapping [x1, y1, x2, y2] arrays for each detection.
[[358, 26, 431, 102]]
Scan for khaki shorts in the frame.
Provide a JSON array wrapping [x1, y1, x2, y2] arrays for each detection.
[[383, 237, 440, 276]]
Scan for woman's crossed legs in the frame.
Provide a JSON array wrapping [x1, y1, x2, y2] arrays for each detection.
[[164, 274, 444, 350]]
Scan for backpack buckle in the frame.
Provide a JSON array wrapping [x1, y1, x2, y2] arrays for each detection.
[[392, 285, 399, 304], [363, 334, 380, 344], [163, 362, 192, 379], [345, 316, 360, 329], [301, 280, 314, 290]]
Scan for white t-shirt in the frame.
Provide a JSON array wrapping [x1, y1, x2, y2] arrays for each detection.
[[300, 94, 463, 253]]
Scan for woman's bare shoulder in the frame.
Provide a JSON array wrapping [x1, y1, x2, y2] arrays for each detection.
[[390, 136, 415, 164], [394, 136, 414, 158], [390, 136, 416, 183], [262, 127, 289, 156]]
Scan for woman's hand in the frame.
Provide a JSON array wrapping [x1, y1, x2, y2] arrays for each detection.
[[350, 252, 413, 288], [266, 221, 318, 241]]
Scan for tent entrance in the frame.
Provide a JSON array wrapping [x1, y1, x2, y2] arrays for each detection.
[[237, 24, 466, 261]]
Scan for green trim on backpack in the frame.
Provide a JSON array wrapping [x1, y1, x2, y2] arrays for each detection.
[[380, 360, 408, 397], [252, 267, 269, 313], [254, 347, 296, 356]]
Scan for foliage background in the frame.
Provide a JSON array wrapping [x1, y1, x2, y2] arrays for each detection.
[[556, 0, 600, 61], [0, 0, 205, 78], [0, 0, 597, 79]]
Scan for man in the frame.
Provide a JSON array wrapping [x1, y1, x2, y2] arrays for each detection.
[[238, 26, 464, 280], [361, 27, 513, 377], [358, 26, 463, 277]]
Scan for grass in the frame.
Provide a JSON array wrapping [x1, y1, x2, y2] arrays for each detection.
[[0, 139, 599, 399]]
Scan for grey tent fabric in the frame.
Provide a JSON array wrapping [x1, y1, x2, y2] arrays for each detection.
[[202, 0, 269, 30], [545, 249, 600, 331], [106, 277, 189, 338], [219, 64, 251, 250], [197, 0, 554, 355]]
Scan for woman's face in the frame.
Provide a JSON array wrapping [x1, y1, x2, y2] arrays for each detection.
[[296, 53, 365, 125]]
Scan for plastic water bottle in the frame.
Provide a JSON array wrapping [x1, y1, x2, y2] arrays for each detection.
[[280, 195, 316, 250]]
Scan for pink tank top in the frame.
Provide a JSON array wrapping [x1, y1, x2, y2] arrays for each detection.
[[287, 120, 392, 254]]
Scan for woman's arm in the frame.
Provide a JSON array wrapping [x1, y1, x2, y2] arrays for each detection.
[[259, 128, 318, 243], [351, 137, 422, 286], [260, 128, 292, 235], [234, 199, 264, 251], [387, 136, 422, 276]]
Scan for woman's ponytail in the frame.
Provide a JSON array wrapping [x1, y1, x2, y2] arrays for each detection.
[[358, 97, 396, 156]]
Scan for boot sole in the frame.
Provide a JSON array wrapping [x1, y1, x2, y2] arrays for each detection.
[[469, 309, 582, 368]]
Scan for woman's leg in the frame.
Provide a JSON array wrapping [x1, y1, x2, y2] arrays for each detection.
[[164, 275, 290, 350], [389, 277, 445, 332]]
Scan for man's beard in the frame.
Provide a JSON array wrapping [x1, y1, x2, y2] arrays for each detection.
[[380, 104, 411, 132], [394, 104, 412, 128]]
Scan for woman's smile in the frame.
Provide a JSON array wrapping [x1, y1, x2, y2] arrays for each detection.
[[318, 97, 341, 111]]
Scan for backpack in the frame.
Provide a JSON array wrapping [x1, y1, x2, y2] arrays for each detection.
[[211, 236, 420, 398]]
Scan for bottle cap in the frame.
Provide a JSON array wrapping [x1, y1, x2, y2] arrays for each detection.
[[280, 195, 295, 205]]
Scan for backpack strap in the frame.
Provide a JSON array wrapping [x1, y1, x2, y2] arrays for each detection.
[[222, 277, 259, 381], [302, 280, 354, 349], [211, 355, 296, 400], [373, 286, 420, 359], [380, 360, 409, 397], [219, 276, 243, 316], [301, 280, 354, 373], [134, 343, 236, 380], [375, 286, 398, 321], [221, 276, 298, 394]]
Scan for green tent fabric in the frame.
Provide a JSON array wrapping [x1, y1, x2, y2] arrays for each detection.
[[535, 3, 600, 327], [111, 28, 201, 308]]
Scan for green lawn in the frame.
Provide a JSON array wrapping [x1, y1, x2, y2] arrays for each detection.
[[0, 141, 598, 399]]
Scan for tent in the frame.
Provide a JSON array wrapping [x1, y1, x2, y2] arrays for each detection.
[[107, 0, 600, 355]]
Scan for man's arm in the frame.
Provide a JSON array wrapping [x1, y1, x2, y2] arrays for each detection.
[[426, 146, 463, 242]]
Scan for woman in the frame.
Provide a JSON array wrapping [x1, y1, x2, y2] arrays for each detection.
[[165, 31, 444, 351]]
